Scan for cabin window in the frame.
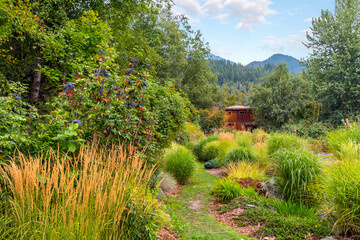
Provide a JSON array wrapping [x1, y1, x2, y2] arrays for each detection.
[[228, 111, 231, 114]]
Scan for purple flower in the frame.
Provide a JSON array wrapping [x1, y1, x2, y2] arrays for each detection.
[[71, 119, 82, 126], [12, 93, 22, 100]]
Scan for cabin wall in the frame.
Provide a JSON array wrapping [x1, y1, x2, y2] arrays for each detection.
[[225, 109, 256, 131]]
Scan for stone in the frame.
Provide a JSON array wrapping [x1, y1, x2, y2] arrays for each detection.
[[320, 237, 337, 240]]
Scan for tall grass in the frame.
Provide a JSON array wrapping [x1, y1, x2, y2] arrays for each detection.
[[211, 177, 257, 200], [193, 135, 219, 161], [273, 149, 321, 204], [1, 144, 165, 240], [223, 147, 257, 165], [235, 131, 253, 148], [326, 123, 360, 155], [252, 129, 270, 146], [338, 140, 360, 161], [321, 159, 360, 236], [226, 161, 266, 180], [163, 143, 196, 185], [267, 133, 309, 156], [266, 199, 317, 218]]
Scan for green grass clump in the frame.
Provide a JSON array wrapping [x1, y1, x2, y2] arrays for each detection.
[[326, 123, 360, 154], [337, 140, 360, 161], [321, 159, 360, 236], [223, 147, 257, 165], [235, 131, 253, 148], [252, 129, 270, 145], [267, 199, 317, 218], [203, 140, 221, 161], [164, 143, 196, 185], [267, 133, 308, 156], [193, 135, 219, 161], [273, 149, 321, 204], [211, 177, 257, 200]]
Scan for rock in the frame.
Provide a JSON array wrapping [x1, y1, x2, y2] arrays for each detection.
[[158, 188, 165, 197], [246, 204, 255, 208], [265, 179, 281, 199], [320, 237, 337, 240]]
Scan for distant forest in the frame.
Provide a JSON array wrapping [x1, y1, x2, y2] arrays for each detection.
[[208, 59, 274, 93]]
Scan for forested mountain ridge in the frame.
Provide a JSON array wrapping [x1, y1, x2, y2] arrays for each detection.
[[247, 54, 304, 73], [208, 57, 274, 93]]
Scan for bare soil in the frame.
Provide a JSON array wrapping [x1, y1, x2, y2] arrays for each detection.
[[205, 168, 227, 178]]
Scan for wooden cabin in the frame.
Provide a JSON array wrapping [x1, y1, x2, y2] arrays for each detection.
[[225, 105, 256, 131]]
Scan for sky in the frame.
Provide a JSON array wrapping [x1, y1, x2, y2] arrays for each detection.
[[172, 0, 334, 65]]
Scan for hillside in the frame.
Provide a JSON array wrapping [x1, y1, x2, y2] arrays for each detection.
[[247, 54, 304, 73]]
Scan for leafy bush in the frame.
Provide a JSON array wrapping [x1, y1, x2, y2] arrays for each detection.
[[223, 147, 257, 165], [176, 122, 203, 145], [226, 161, 266, 180], [0, 74, 38, 159], [0, 144, 166, 239], [193, 135, 219, 161], [321, 159, 360, 236], [163, 143, 196, 185], [266, 199, 317, 218], [211, 177, 257, 200], [273, 149, 321, 204], [198, 108, 226, 134], [281, 121, 329, 139], [267, 133, 309, 156]]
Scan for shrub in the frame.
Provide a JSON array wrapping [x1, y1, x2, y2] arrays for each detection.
[[280, 121, 329, 139], [223, 147, 257, 165], [273, 149, 321, 204], [0, 144, 166, 239], [198, 108, 226, 134], [176, 122, 203, 145], [211, 177, 257, 200], [193, 135, 219, 161], [267, 133, 309, 156], [337, 140, 360, 161], [226, 161, 266, 180], [204, 159, 219, 169], [164, 143, 196, 184], [321, 159, 360, 236]]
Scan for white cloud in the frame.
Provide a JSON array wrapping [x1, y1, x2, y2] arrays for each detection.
[[262, 29, 310, 52], [173, 0, 277, 31]]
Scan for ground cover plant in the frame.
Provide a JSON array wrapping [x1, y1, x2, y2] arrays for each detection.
[[0, 144, 166, 240]]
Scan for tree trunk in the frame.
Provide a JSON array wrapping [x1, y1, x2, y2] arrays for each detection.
[[30, 50, 41, 103]]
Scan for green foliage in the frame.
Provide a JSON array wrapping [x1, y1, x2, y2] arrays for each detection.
[[164, 143, 196, 185], [203, 141, 221, 161], [208, 58, 274, 93], [304, 0, 360, 125], [235, 131, 253, 148], [211, 177, 257, 200], [325, 122, 360, 155], [223, 147, 257, 165], [198, 108, 226, 134], [272, 149, 321, 204], [267, 133, 309, 156], [232, 197, 331, 240], [0, 74, 38, 158], [204, 159, 219, 169], [249, 63, 319, 129], [267, 199, 317, 218], [193, 135, 219, 161], [252, 129, 270, 145], [321, 159, 360, 235], [280, 121, 329, 139]]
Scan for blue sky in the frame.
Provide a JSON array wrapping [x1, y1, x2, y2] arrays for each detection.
[[172, 0, 334, 65]]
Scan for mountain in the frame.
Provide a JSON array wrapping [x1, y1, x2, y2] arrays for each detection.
[[209, 53, 236, 64], [247, 54, 304, 73]]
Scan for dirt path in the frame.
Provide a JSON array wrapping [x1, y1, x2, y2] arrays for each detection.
[[162, 162, 253, 240]]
